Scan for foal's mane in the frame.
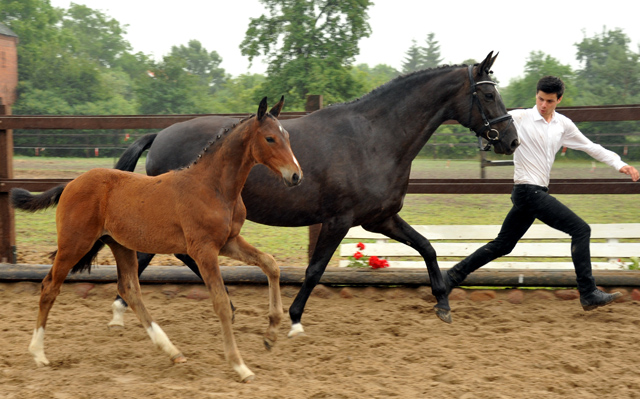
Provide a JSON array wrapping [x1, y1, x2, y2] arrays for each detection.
[[180, 113, 257, 170]]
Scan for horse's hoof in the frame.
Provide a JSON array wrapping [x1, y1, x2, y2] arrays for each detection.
[[434, 307, 452, 324], [242, 374, 256, 383], [287, 323, 305, 338], [171, 353, 187, 364]]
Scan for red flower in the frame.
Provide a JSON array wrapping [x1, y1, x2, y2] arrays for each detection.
[[368, 256, 390, 269], [356, 242, 365, 250], [353, 251, 363, 260]]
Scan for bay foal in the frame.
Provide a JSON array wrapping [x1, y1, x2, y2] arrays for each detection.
[[11, 97, 302, 382]]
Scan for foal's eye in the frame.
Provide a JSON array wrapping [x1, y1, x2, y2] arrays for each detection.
[[266, 137, 275, 143]]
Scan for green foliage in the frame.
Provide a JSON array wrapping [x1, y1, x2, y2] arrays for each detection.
[[239, 0, 373, 109], [501, 51, 575, 108], [169, 40, 226, 94], [574, 28, 640, 105], [134, 55, 215, 114], [351, 63, 400, 94]]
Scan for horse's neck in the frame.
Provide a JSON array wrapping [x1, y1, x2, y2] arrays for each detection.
[[182, 129, 255, 201], [353, 67, 466, 157]]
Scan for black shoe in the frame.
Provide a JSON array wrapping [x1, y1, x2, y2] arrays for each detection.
[[580, 289, 622, 311]]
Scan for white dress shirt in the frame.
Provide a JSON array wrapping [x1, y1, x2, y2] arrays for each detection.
[[509, 106, 628, 187]]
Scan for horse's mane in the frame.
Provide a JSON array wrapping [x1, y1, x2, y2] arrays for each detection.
[[180, 113, 256, 170], [330, 63, 470, 108]]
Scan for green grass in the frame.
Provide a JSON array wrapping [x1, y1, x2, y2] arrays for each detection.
[[11, 156, 640, 266]]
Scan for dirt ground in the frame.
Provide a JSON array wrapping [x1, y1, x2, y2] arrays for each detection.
[[1, 281, 640, 399]]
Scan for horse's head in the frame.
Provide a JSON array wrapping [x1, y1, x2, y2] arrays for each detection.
[[250, 96, 303, 187], [463, 52, 519, 155]]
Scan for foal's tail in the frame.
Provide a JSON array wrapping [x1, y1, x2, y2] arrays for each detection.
[[10, 185, 66, 212], [114, 132, 157, 172]]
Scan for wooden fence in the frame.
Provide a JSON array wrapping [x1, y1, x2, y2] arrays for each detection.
[[2, 99, 640, 264]]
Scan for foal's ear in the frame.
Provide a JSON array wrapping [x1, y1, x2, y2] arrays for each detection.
[[257, 97, 268, 121], [269, 96, 285, 118]]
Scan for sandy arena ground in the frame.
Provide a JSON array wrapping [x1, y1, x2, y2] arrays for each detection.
[[1, 281, 639, 399]]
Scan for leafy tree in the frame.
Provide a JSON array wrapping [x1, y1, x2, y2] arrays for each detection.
[[572, 28, 640, 151], [351, 63, 400, 94], [239, 0, 372, 109], [501, 51, 575, 108], [574, 28, 640, 105], [421, 33, 442, 69], [60, 3, 131, 68], [169, 40, 226, 94], [135, 55, 214, 114], [212, 73, 266, 113]]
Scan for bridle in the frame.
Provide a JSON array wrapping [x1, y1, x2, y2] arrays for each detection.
[[467, 65, 513, 151]]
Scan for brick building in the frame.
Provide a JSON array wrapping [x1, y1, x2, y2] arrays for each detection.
[[0, 23, 18, 105]]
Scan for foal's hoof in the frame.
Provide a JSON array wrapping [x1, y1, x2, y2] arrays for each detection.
[[171, 353, 187, 364], [434, 307, 452, 324], [107, 323, 125, 331], [263, 337, 276, 351]]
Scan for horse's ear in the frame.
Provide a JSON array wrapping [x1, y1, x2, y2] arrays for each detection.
[[269, 95, 285, 118], [477, 51, 498, 76], [257, 97, 268, 121]]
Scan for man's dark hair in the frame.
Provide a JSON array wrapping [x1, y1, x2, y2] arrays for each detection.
[[537, 76, 565, 99]]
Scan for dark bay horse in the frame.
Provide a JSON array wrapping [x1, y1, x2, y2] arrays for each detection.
[[11, 97, 301, 382], [112, 52, 518, 336]]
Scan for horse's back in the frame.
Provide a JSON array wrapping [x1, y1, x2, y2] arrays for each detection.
[[146, 116, 240, 176]]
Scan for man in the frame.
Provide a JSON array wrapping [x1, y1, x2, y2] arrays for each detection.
[[444, 76, 639, 310]]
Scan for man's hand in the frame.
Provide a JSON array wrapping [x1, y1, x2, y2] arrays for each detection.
[[620, 165, 640, 181]]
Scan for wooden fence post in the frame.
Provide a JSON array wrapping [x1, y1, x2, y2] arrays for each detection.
[[305, 95, 323, 261], [0, 100, 16, 263]]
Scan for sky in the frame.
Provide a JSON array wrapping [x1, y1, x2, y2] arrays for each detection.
[[49, 0, 640, 86]]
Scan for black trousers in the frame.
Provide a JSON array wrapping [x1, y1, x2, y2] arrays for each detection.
[[447, 184, 597, 294]]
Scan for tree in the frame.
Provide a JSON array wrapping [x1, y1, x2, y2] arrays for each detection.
[[402, 40, 423, 74], [572, 28, 640, 151], [239, 0, 373, 109], [60, 3, 131, 68], [135, 55, 214, 114], [352, 63, 400, 93], [169, 40, 226, 94], [574, 28, 640, 105], [421, 33, 442, 69], [501, 51, 574, 108]]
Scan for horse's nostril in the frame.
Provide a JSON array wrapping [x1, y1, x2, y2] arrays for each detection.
[[292, 173, 300, 185]]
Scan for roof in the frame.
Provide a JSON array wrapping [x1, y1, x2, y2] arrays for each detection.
[[0, 23, 18, 38]]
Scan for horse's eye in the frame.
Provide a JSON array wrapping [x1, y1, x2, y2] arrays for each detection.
[[485, 93, 494, 101], [266, 137, 275, 143]]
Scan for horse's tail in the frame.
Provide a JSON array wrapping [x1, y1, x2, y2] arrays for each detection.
[[114, 132, 157, 172], [10, 185, 66, 212]]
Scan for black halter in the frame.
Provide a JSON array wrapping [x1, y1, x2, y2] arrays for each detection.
[[467, 65, 513, 151]]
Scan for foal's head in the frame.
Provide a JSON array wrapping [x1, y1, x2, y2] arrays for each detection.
[[247, 96, 303, 187]]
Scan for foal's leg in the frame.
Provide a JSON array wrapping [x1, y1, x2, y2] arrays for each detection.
[[104, 239, 186, 363], [190, 249, 254, 382], [29, 243, 93, 366], [109, 251, 156, 328], [220, 235, 283, 349]]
